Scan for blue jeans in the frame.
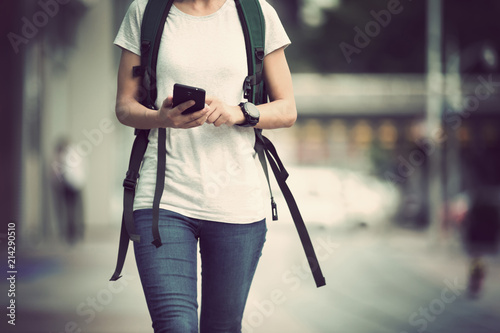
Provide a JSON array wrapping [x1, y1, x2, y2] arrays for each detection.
[[133, 209, 267, 333]]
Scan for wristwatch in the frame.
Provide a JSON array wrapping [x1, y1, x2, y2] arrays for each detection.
[[238, 102, 260, 127]]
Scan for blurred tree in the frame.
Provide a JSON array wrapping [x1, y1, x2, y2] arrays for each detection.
[[269, 0, 301, 26], [284, 0, 427, 73], [280, 0, 500, 74]]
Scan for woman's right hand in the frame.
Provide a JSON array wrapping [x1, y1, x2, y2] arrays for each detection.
[[157, 96, 210, 129], [116, 49, 210, 130]]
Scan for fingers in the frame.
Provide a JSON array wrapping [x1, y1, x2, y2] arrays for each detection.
[[213, 115, 226, 127], [161, 95, 235, 129], [207, 106, 226, 127], [160, 96, 209, 128], [205, 97, 223, 126], [204, 98, 235, 127], [163, 96, 197, 114], [176, 99, 196, 114], [206, 104, 220, 124], [183, 105, 210, 128]]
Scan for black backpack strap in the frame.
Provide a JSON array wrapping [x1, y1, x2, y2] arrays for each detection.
[[237, 0, 326, 288], [256, 131, 326, 288], [134, 0, 175, 108], [110, 0, 174, 281], [255, 130, 278, 221], [110, 129, 149, 281], [151, 127, 166, 248], [235, 0, 265, 103], [236, 0, 275, 218], [143, 0, 175, 249]]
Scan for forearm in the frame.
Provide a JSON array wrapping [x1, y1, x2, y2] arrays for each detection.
[[255, 98, 297, 129], [255, 47, 297, 130], [115, 97, 161, 129]]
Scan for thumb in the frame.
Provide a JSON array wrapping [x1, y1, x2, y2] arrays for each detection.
[[163, 96, 173, 108]]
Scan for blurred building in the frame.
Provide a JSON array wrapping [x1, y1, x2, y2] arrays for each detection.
[[287, 73, 500, 226], [3, 0, 134, 245]]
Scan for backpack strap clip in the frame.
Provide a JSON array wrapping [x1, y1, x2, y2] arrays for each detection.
[[255, 47, 265, 61], [243, 76, 253, 99], [243, 46, 265, 99], [123, 170, 139, 190], [133, 66, 145, 78]]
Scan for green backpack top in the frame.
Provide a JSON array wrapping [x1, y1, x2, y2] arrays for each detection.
[[110, 0, 326, 288]]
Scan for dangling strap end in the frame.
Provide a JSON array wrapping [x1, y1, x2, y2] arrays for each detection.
[[316, 277, 326, 288], [109, 274, 122, 282], [271, 197, 278, 221], [152, 239, 162, 248]]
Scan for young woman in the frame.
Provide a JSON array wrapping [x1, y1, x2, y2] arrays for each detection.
[[114, 0, 296, 331]]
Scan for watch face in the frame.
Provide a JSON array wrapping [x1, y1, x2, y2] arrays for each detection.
[[245, 103, 260, 118]]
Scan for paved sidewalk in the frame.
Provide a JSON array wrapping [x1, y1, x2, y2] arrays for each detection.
[[2, 221, 500, 333]]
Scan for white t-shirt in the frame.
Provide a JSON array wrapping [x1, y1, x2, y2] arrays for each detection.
[[114, 0, 290, 223]]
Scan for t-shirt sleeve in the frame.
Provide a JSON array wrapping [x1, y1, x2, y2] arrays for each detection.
[[114, 0, 143, 56], [260, 0, 291, 56]]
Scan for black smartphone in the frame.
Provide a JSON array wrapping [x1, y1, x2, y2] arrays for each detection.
[[172, 83, 206, 115]]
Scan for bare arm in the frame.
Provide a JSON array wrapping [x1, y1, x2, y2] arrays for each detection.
[[115, 49, 209, 129], [204, 46, 297, 129], [255, 46, 297, 129]]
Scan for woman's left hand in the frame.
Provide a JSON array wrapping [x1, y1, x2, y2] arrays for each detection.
[[205, 96, 245, 127]]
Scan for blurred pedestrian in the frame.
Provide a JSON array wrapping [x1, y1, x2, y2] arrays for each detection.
[[51, 137, 86, 245], [461, 187, 500, 298], [114, 0, 295, 332]]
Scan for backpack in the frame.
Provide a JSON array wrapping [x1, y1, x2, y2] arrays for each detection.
[[110, 0, 326, 288]]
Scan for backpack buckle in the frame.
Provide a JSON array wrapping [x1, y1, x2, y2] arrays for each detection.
[[123, 171, 139, 190], [243, 76, 252, 99], [255, 47, 264, 62], [271, 197, 278, 221], [133, 66, 145, 78]]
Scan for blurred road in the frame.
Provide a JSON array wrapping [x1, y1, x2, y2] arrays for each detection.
[[2, 219, 500, 333]]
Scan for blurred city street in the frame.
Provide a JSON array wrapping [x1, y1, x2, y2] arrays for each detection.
[[2, 218, 500, 333], [3, 0, 500, 333]]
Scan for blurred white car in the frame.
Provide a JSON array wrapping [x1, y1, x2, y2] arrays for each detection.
[[270, 166, 400, 228]]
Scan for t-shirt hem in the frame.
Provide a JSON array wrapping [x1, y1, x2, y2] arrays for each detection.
[[133, 203, 266, 224], [265, 41, 291, 57], [114, 40, 140, 56]]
